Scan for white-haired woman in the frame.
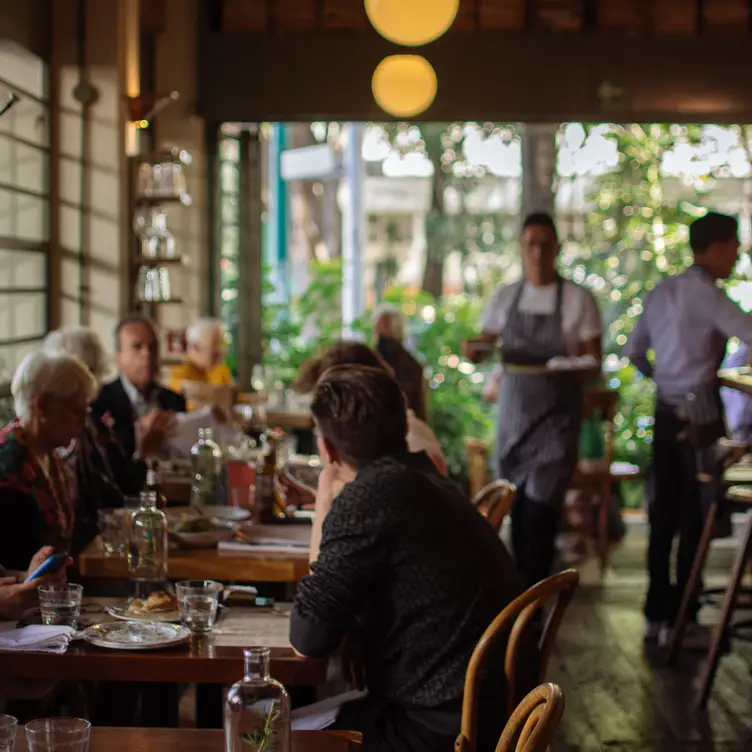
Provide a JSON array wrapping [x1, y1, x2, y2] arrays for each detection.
[[44, 326, 115, 384], [168, 317, 233, 394], [0, 351, 97, 570]]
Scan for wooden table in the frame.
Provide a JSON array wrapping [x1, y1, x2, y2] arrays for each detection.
[[77, 540, 311, 583], [15, 728, 358, 751], [719, 366, 752, 396], [0, 603, 326, 687]]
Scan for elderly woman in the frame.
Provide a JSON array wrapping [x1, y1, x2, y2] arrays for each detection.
[[296, 341, 447, 475], [44, 328, 142, 545], [0, 350, 97, 570], [168, 317, 233, 393]]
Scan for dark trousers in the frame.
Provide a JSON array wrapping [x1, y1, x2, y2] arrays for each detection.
[[644, 407, 705, 625], [511, 484, 562, 590]]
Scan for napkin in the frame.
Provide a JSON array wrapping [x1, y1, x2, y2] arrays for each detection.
[[0, 625, 76, 653]]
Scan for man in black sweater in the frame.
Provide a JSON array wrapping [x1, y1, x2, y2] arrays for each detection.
[[290, 366, 537, 752]]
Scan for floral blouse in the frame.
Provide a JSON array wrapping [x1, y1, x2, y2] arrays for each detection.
[[0, 420, 73, 570]]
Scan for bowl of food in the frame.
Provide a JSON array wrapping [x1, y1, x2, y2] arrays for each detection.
[[107, 590, 181, 622]]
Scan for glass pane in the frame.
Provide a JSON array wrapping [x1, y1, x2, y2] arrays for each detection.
[[221, 194, 239, 224], [0, 292, 45, 341], [0, 187, 47, 241], [0, 96, 48, 148], [0, 135, 47, 194], [0, 340, 40, 384], [0, 250, 45, 287], [220, 138, 240, 162], [221, 225, 239, 259], [0, 41, 47, 100], [221, 162, 239, 193]]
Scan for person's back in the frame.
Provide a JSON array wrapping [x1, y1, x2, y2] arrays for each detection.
[[290, 366, 537, 751]]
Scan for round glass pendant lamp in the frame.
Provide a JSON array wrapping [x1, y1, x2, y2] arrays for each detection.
[[365, 0, 459, 46], [371, 55, 437, 118]]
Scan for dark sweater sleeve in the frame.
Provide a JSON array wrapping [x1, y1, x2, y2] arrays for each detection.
[[0, 490, 43, 571], [290, 486, 388, 658]]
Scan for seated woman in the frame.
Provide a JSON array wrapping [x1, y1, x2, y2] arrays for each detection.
[[45, 327, 142, 547], [168, 318, 233, 394], [295, 341, 447, 475], [0, 351, 97, 570]]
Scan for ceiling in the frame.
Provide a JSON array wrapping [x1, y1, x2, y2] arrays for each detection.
[[220, 0, 750, 36]]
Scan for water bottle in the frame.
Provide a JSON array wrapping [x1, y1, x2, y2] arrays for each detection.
[[127, 475, 168, 582], [191, 428, 223, 506]]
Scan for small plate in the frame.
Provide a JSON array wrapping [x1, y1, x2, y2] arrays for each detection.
[[168, 505, 251, 523], [171, 529, 235, 548], [105, 604, 181, 623], [83, 621, 190, 650]]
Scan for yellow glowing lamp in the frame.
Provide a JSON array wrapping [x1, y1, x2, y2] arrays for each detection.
[[365, 0, 459, 46], [372, 55, 437, 118]]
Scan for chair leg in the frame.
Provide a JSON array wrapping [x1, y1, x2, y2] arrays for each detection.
[[666, 500, 718, 665], [598, 481, 610, 578], [696, 510, 752, 709]]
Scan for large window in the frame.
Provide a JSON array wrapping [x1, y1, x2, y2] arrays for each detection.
[[0, 41, 50, 386]]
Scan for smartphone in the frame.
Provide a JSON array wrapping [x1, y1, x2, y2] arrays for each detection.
[[23, 552, 69, 583]]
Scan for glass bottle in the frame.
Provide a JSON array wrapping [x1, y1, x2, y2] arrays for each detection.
[[191, 428, 223, 506], [254, 434, 286, 523], [224, 647, 291, 752], [127, 478, 168, 582], [145, 462, 167, 509]]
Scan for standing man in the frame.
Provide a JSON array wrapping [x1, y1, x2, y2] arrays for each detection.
[[465, 212, 602, 588], [626, 211, 752, 647]]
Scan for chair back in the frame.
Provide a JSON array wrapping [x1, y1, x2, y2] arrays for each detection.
[[496, 683, 565, 752], [473, 480, 517, 533], [465, 438, 491, 497], [455, 569, 579, 752]]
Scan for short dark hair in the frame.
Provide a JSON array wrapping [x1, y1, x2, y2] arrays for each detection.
[[522, 212, 558, 239], [689, 212, 738, 255], [295, 341, 393, 393], [311, 365, 408, 469], [114, 314, 156, 351]]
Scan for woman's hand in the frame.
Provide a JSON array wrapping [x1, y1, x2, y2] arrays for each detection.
[[315, 464, 346, 522], [25, 547, 71, 586], [0, 577, 42, 621]]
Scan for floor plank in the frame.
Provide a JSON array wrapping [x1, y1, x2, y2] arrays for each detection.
[[548, 524, 752, 752]]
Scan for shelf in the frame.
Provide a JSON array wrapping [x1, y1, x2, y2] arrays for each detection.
[[135, 194, 191, 206], [136, 298, 184, 305]]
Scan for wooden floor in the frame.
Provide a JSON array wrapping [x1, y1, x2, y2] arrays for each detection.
[[549, 522, 752, 752]]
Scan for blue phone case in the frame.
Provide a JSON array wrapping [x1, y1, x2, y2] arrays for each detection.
[[24, 553, 68, 583]]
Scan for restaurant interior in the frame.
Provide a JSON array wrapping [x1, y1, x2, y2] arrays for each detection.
[[2, 0, 752, 750]]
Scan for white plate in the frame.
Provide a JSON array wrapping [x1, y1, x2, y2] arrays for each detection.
[[168, 505, 250, 523], [83, 621, 190, 650], [171, 529, 235, 548], [105, 603, 181, 623]]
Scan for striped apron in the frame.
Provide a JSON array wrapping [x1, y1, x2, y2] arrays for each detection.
[[496, 278, 583, 507]]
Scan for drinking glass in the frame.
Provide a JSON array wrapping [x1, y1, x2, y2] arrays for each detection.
[[97, 509, 125, 554], [176, 580, 222, 634], [38, 584, 83, 629], [0, 715, 17, 752], [25, 719, 90, 752]]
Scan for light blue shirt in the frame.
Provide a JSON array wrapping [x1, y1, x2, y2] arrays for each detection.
[[626, 266, 752, 405]]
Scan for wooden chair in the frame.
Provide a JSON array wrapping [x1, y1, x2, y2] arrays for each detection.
[[324, 730, 363, 744], [569, 387, 639, 576], [473, 479, 517, 534], [496, 683, 566, 752], [455, 569, 579, 752]]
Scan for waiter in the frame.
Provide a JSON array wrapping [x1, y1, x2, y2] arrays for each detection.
[[626, 211, 752, 649], [465, 212, 602, 588]]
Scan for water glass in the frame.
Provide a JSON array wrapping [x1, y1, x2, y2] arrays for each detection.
[[25, 719, 90, 752], [0, 715, 17, 752], [176, 580, 222, 634], [97, 509, 125, 554], [38, 584, 83, 629]]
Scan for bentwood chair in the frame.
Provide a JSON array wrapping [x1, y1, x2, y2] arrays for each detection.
[[455, 569, 579, 752], [473, 480, 517, 534], [496, 683, 566, 752]]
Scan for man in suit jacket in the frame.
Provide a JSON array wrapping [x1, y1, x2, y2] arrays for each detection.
[[91, 315, 186, 464]]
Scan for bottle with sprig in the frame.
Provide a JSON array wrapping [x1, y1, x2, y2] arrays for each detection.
[[224, 647, 291, 752]]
